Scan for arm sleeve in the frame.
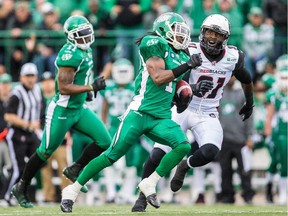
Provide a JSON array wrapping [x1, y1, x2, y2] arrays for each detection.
[[233, 50, 252, 84], [6, 95, 20, 114]]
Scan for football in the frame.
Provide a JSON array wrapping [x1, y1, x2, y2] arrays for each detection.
[[175, 80, 193, 102], [174, 80, 193, 113]]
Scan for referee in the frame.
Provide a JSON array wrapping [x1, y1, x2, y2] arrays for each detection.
[[4, 63, 42, 205]]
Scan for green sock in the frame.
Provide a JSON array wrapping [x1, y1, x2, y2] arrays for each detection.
[[156, 144, 190, 176], [77, 154, 112, 185]]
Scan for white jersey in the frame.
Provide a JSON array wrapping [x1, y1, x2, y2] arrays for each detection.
[[188, 42, 240, 113]]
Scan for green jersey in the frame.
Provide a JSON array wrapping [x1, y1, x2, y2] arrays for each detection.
[[53, 43, 93, 109], [100, 80, 134, 130], [129, 35, 190, 119], [261, 73, 275, 89], [266, 89, 288, 135]]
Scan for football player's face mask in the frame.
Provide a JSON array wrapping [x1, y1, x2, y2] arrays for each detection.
[[199, 14, 230, 55], [153, 12, 191, 50]]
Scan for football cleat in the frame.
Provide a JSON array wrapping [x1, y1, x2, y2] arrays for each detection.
[[63, 163, 88, 193], [60, 199, 74, 213], [11, 180, 34, 208], [131, 192, 147, 212], [138, 178, 160, 208], [60, 185, 79, 213], [170, 159, 189, 192]]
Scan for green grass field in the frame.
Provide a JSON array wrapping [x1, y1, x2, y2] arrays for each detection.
[[0, 204, 287, 216]]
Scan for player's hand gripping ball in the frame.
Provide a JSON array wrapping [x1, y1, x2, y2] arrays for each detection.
[[174, 80, 193, 113]]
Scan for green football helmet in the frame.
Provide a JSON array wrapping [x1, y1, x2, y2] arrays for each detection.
[[153, 12, 191, 50], [64, 15, 94, 50], [112, 58, 134, 85]]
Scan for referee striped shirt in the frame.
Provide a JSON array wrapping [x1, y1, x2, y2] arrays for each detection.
[[6, 84, 42, 132]]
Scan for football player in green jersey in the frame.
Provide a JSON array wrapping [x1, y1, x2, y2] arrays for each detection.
[[60, 12, 202, 212], [264, 54, 288, 205], [11, 15, 112, 208]]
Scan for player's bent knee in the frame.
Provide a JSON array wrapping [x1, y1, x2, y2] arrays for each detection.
[[36, 149, 51, 161], [150, 148, 166, 165], [200, 144, 219, 161], [175, 142, 191, 155]]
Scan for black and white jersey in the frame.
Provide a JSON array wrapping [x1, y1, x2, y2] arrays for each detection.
[[188, 42, 242, 113]]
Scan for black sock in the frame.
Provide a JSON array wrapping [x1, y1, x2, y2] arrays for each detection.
[[22, 152, 46, 184], [74, 143, 106, 169], [188, 144, 219, 167], [141, 148, 166, 179]]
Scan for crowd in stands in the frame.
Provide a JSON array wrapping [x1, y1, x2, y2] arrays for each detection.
[[0, 0, 287, 206]]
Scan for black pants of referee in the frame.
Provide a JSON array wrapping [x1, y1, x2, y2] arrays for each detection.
[[4, 128, 40, 202], [218, 140, 255, 203]]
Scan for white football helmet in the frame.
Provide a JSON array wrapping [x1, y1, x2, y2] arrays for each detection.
[[112, 58, 134, 85], [199, 14, 230, 55]]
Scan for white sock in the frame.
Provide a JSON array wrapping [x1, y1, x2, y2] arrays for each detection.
[[148, 171, 161, 185], [71, 181, 82, 192]]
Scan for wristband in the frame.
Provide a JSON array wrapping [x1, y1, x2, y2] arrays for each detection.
[[172, 63, 190, 78]]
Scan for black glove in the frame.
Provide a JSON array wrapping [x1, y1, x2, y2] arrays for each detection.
[[239, 103, 254, 121], [187, 54, 202, 69], [90, 76, 106, 97], [173, 92, 192, 113], [86, 91, 93, 101], [191, 80, 214, 96]]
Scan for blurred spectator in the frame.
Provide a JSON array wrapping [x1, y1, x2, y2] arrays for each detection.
[[0, 0, 15, 64], [3, 63, 42, 205], [0, 64, 6, 76], [262, 0, 287, 61], [35, 2, 62, 76], [254, 60, 276, 92], [190, 0, 217, 38], [6, 2, 37, 81], [242, 7, 274, 82], [236, 0, 263, 24], [0, 74, 12, 206], [85, 0, 114, 74], [105, 0, 151, 61], [214, 0, 243, 48], [143, 0, 172, 30], [9, 35, 37, 82], [49, 0, 86, 24], [264, 54, 288, 205], [218, 77, 255, 204]]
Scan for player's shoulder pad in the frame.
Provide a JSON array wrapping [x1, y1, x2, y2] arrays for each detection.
[[57, 43, 83, 66], [140, 35, 167, 48]]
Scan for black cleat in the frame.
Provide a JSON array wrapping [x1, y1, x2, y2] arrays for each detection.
[[131, 192, 148, 212], [11, 180, 34, 208], [60, 199, 74, 213], [146, 194, 160, 208], [63, 163, 88, 193], [170, 160, 189, 192]]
